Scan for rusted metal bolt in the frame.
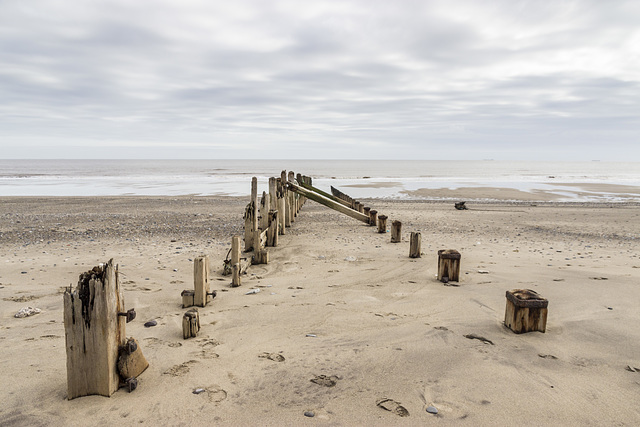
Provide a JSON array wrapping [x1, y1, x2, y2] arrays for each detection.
[[118, 308, 136, 323]]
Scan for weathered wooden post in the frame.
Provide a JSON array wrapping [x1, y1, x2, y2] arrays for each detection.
[[358, 203, 364, 213], [277, 178, 286, 235], [363, 207, 371, 223], [269, 177, 277, 210], [253, 249, 269, 264], [267, 210, 278, 247], [377, 215, 388, 233], [63, 259, 147, 399], [193, 255, 211, 306], [281, 171, 291, 228], [391, 220, 402, 243], [369, 210, 378, 227], [437, 249, 461, 282], [182, 308, 200, 339], [260, 191, 270, 232], [409, 232, 421, 258], [288, 171, 296, 220], [243, 177, 258, 251], [504, 289, 548, 333], [231, 236, 241, 287]]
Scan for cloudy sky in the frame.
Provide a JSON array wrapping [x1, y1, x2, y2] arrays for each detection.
[[1, 0, 638, 160]]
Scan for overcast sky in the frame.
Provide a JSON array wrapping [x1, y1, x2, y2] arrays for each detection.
[[1, 0, 639, 160]]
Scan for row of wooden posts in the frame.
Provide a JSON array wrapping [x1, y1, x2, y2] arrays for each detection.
[[61, 171, 547, 401]]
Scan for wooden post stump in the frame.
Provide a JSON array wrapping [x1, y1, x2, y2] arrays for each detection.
[[194, 255, 211, 307], [63, 259, 126, 399], [437, 249, 461, 282], [182, 308, 200, 339], [369, 210, 378, 227], [377, 215, 388, 233], [253, 248, 269, 265], [277, 180, 286, 235], [181, 290, 195, 308], [505, 289, 548, 333], [391, 220, 402, 243], [409, 232, 421, 258], [363, 207, 371, 223]]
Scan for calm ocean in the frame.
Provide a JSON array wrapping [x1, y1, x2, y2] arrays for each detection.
[[1, 159, 639, 202]]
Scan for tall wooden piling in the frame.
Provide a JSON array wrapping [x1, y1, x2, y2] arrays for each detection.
[[63, 259, 125, 399], [409, 232, 421, 258], [231, 236, 241, 287], [194, 255, 211, 306], [391, 220, 402, 243], [288, 171, 297, 219], [260, 191, 270, 232], [277, 178, 286, 235]]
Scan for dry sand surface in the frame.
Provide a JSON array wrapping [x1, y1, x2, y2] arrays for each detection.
[[1, 195, 640, 426]]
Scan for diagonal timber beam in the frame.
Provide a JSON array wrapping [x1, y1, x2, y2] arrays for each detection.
[[287, 181, 370, 223]]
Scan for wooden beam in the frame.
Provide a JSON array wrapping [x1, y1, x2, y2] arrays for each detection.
[[287, 181, 370, 223], [300, 181, 352, 208]]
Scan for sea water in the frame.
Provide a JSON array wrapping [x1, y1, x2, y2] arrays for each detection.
[[0, 159, 639, 202]]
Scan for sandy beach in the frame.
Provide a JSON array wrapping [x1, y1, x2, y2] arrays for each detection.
[[1, 194, 639, 426]]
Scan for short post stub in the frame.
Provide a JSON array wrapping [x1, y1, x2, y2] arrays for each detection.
[[231, 236, 241, 287], [504, 289, 548, 333], [377, 215, 388, 233], [182, 308, 200, 339], [391, 220, 402, 243], [369, 210, 378, 227], [437, 249, 461, 282], [409, 232, 421, 258]]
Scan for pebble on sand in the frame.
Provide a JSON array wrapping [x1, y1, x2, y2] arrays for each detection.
[[15, 307, 41, 318], [144, 320, 158, 327], [426, 406, 439, 414], [304, 411, 315, 417]]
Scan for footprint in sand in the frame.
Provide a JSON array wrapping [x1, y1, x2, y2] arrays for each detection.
[[259, 352, 285, 362], [195, 385, 227, 403], [163, 360, 198, 377], [310, 375, 339, 387], [191, 350, 219, 360], [3, 295, 41, 303], [144, 337, 183, 348], [376, 398, 410, 417]]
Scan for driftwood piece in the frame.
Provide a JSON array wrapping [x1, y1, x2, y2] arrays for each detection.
[[437, 249, 461, 282], [182, 308, 200, 339], [505, 289, 548, 333], [391, 220, 402, 243], [377, 215, 388, 233], [194, 255, 210, 307], [409, 232, 421, 258], [63, 259, 126, 399]]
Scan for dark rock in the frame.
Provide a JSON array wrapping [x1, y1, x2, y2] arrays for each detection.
[[144, 320, 157, 327]]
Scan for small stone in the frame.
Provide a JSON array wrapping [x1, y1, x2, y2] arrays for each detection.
[[426, 406, 438, 414], [607, 307, 613, 310], [304, 411, 315, 418], [193, 388, 205, 394], [144, 320, 158, 327], [344, 256, 356, 262], [306, 334, 317, 337], [21, 271, 27, 274], [15, 307, 41, 318]]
